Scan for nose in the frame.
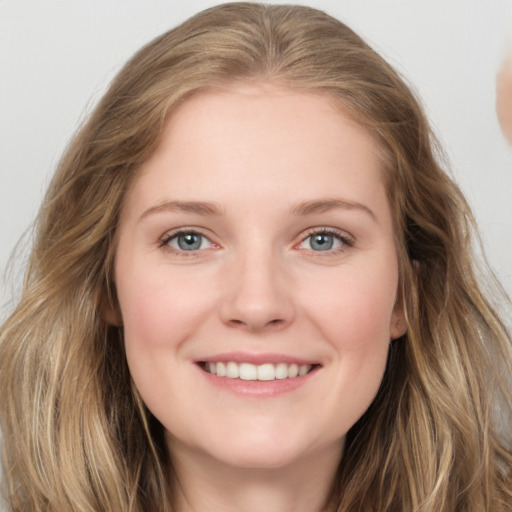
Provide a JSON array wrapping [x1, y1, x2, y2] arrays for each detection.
[[219, 249, 295, 333]]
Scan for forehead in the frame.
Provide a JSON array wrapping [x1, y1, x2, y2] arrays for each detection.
[[158, 83, 380, 160], [122, 83, 390, 220]]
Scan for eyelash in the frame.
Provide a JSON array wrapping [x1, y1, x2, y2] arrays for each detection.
[[298, 227, 355, 255], [159, 229, 214, 257], [159, 227, 355, 256]]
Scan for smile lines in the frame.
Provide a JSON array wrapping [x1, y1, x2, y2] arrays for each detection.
[[201, 361, 315, 381]]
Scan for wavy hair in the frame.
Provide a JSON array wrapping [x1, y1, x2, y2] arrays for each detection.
[[1, 3, 511, 511]]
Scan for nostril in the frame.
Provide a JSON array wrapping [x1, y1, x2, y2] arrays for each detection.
[[219, 267, 296, 331], [226, 316, 285, 329], [229, 317, 286, 331]]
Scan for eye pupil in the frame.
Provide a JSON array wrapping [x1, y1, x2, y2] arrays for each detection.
[[310, 233, 334, 251], [178, 233, 202, 250]]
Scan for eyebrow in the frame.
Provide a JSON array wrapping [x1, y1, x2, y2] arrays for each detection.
[[140, 200, 223, 220], [139, 198, 376, 222], [290, 198, 376, 221]]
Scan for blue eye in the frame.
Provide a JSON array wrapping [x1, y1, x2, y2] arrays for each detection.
[[300, 231, 349, 252], [310, 233, 336, 251], [166, 232, 212, 251]]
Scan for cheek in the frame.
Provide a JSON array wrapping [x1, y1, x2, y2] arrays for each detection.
[[307, 258, 399, 347], [114, 263, 218, 416], [302, 256, 398, 421], [116, 261, 216, 350], [118, 277, 173, 350], [324, 274, 393, 382]]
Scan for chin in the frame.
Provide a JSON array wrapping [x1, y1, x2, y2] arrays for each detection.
[[197, 422, 342, 471], [223, 442, 303, 469]]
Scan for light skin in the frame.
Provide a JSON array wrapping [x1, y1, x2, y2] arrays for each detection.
[[112, 84, 406, 512], [497, 46, 512, 145]]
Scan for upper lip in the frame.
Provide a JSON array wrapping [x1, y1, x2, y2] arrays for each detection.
[[195, 351, 319, 366]]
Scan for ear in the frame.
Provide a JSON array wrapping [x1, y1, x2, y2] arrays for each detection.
[[390, 280, 408, 340], [389, 259, 418, 340], [390, 303, 407, 340], [102, 294, 123, 327]]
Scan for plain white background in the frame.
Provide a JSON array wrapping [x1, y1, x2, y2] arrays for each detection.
[[1, 0, 511, 316]]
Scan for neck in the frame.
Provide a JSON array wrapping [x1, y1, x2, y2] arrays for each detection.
[[168, 441, 342, 512]]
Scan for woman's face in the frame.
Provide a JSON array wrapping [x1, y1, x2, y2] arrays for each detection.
[[113, 84, 405, 470]]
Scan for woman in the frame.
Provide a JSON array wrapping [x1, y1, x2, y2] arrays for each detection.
[[1, 3, 511, 511]]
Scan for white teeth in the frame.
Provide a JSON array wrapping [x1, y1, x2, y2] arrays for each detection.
[[298, 364, 310, 376], [275, 363, 288, 379], [257, 363, 275, 381], [288, 364, 299, 378], [239, 363, 257, 380], [203, 361, 313, 381], [226, 362, 239, 379], [217, 362, 226, 377]]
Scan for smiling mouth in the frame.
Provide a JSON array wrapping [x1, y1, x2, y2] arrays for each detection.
[[199, 361, 318, 381]]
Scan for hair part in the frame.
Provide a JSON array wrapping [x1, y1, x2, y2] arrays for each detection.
[[1, 3, 511, 511]]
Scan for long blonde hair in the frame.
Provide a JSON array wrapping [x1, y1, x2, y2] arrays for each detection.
[[1, 3, 511, 511]]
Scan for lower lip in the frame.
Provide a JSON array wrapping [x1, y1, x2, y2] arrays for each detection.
[[196, 364, 319, 397]]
